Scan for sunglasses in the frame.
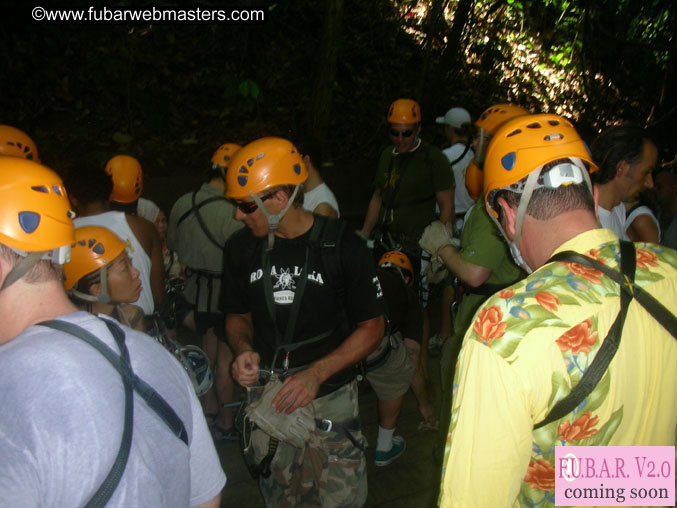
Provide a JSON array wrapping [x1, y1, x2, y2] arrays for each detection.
[[389, 129, 415, 138], [233, 193, 274, 214]]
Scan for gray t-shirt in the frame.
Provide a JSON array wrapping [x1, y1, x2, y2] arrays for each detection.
[[168, 183, 243, 313], [0, 311, 225, 507]]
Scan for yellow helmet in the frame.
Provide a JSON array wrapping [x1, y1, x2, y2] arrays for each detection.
[[475, 104, 530, 134], [226, 137, 308, 199], [211, 143, 242, 169], [483, 114, 597, 218], [0, 156, 73, 254], [387, 99, 421, 124], [105, 155, 143, 204], [465, 104, 531, 201], [0, 125, 40, 163], [63, 226, 126, 291]]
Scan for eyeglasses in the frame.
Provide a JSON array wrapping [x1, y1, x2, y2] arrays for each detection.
[[389, 129, 414, 138], [233, 193, 274, 214]]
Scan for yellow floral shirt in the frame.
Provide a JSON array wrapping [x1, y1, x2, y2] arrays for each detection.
[[439, 229, 677, 507]]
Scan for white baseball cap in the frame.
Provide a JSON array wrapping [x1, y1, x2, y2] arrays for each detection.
[[435, 107, 471, 128]]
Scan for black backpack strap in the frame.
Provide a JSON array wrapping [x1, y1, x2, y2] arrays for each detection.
[[177, 192, 228, 226], [313, 215, 347, 302], [447, 141, 471, 167], [188, 191, 227, 250], [534, 241, 676, 429], [40, 319, 189, 443]]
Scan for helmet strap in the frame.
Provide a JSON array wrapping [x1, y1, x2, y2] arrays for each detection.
[[68, 265, 112, 304], [250, 184, 302, 251], [1, 251, 44, 290], [494, 158, 594, 275]]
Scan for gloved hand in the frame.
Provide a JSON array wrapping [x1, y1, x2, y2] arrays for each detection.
[[419, 221, 456, 255], [423, 256, 448, 285], [244, 375, 316, 448], [355, 230, 370, 242]]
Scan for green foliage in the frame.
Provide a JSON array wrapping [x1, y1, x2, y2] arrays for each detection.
[[0, 0, 674, 209]]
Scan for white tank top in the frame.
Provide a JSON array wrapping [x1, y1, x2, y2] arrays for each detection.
[[74, 211, 154, 314]]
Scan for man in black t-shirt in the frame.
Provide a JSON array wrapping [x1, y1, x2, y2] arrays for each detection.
[[367, 251, 436, 467], [222, 137, 385, 508]]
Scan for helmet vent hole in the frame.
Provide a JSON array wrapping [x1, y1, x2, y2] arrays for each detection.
[[544, 134, 564, 141], [501, 152, 516, 170], [88, 239, 96, 248], [247, 158, 255, 167], [238, 166, 248, 174], [78, 240, 86, 246], [237, 175, 248, 186], [18, 211, 40, 234], [548, 120, 560, 126], [52, 185, 62, 196], [93, 243, 105, 255], [526, 122, 541, 129], [507, 129, 522, 137], [31, 185, 49, 194], [256, 153, 265, 161], [293, 163, 301, 175]]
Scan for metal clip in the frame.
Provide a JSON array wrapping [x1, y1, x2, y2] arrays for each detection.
[[318, 419, 333, 432]]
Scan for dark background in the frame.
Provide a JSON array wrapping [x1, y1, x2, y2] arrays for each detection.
[[2, 0, 675, 219]]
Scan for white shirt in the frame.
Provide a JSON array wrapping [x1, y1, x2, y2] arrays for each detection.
[[442, 142, 475, 214], [597, 202, 628, 240]]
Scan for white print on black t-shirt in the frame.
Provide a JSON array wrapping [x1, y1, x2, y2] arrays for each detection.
[[373, 276, 384, 298], [249, 265, 326, 305]]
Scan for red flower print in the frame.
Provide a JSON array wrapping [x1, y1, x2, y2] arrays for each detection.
[[565, 262, 604, 285], [558, 412, 599, 442], [556, 319, 598, 354], [524, 458, 555, 491], [499, 289, 514, 299], [472, 305, 507, 345], [535, 292, 560, 312], [636, 249, 658, 269]]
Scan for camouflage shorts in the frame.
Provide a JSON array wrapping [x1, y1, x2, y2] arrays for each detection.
[[249, 380, 367, 508]]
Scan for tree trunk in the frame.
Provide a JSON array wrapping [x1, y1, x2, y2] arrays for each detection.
[[310, 0, 344, 163], [443, 0, 473, 71], [417, 0, 447, 103]]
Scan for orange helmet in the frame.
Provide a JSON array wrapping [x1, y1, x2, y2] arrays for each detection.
[[0, 156, 74, 255], [387, 99, 421, 124], [226, 137, 308, 199], [63, 226, 127, 291], [211, 143, 242, 169], [475, 104, 530, 134], [483, 114, 597, 217], [0, 125, 40, 162], [378, 250, 414, 277], [465, 104, 530, 200], [105, 155, 143, 204]]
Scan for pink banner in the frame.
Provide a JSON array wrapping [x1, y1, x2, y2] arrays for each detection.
[[555, 446, 675, 506]]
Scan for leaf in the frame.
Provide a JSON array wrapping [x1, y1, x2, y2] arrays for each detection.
[[545, 370, 572, 410], [580, 370, 611, 414], [579, 406, 623, 446], [113, 132, 133, 144]]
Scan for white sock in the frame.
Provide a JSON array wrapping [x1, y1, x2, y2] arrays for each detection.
[[376, 426, 395, 452]]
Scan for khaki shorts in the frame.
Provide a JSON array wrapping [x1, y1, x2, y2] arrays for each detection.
[[365, 333, 416, 401]]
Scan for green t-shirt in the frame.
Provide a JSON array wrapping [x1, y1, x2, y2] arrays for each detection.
[[373, 140, 452, 249], [453, 196, 525, 338]]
